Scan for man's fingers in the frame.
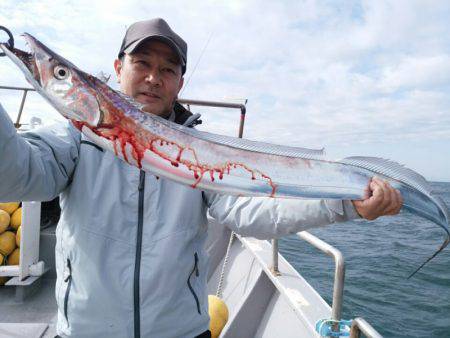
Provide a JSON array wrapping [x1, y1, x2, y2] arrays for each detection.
[[380, 179, 398, 210], [384, 188, 399, 215], [371, 178, 390, 208], [383, 186, 403, 215], [381, 181, 393, 210], [386, 185, 398, 213], [370, 178, 384, 202], [354, 177, 404, 220]]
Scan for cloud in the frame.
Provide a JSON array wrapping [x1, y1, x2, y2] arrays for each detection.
[[379, 55, 450, 92]]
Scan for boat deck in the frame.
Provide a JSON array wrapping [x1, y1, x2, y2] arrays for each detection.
[[0, 225, 57, 337]]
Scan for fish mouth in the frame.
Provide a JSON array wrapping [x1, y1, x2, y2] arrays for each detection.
[[2, 32, 82, 93], [0, 33, 49, 88]]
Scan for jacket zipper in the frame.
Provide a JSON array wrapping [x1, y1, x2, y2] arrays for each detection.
[[187, 252, 201, 314], [134, 170, 145, 338], [63, 258, 72, 325]]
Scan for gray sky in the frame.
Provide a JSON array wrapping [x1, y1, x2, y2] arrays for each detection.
[[1, 0, 449, 181]]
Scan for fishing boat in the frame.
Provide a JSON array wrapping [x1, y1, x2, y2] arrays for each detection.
[[0, 86, 382, 337]]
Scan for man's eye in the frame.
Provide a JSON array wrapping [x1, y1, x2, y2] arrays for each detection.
[[135, 60, 148, 66], [163, 68, 175, 74]]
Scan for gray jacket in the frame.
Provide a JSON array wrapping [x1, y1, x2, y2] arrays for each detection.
[[0, 104, 359, 338]]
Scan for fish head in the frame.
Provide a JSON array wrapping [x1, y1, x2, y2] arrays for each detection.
[[0, 33, 104, 126]]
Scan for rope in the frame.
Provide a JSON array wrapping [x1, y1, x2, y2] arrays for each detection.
[[315, 318, 352, 337], [216, 231, 235, 298]]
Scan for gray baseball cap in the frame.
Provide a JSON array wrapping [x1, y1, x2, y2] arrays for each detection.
[[118, 18, 187, 74]]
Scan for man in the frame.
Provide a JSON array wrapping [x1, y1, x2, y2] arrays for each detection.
[[0, 18, 401, 338]]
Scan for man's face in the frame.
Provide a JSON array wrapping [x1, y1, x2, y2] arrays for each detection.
[[114, 40, 184, 117]]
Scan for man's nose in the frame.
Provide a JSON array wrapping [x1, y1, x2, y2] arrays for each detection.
[[145, 69, 162, 86]]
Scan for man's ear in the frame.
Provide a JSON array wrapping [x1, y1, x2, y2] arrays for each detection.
[[114, 59, 122, 83]]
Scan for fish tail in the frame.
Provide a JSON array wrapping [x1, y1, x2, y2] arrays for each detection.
[[407, 232, 450, 279]]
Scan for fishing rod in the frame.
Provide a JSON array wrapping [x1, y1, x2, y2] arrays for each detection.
[[180, 31, 214, 96]]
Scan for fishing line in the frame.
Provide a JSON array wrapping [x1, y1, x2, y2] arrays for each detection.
[[180, 31, 213, 96]]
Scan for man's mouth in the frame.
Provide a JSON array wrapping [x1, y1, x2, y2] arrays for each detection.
[[141, 92, 161, 99]]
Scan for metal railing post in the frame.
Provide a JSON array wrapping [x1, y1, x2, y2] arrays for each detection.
[[177, 98, 247, 138], [297, 231, 345, 327], [238, 105, 246, 138], [15, 89, 28, 128], [270, 239, 280, 276]]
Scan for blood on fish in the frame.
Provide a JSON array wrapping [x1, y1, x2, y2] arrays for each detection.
[[72, 118, 277, 197], [176, 149, 183, 162]]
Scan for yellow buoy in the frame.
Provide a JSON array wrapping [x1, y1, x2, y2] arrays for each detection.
[[7, 248, 20, 265], [10, 207, 21, 230], [16, 226, 21, 247], [0, 231, 16, 256], [0, 252, 5, 265], [0, 202, 19, 215], [208, 295, 229, 338], [0, 210, 10, 234]]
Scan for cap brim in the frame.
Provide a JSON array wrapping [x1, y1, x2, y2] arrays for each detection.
[[123, 35, 186, 66]]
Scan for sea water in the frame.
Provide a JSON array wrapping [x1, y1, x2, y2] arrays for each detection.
[[279, 181, 450, 338]]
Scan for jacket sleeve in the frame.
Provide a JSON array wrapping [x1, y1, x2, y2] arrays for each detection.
[[0, 103, 80, 202], [204, 191, 361, 239]]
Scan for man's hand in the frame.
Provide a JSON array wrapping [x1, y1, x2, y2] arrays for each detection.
[[352, 177, 403, 220]]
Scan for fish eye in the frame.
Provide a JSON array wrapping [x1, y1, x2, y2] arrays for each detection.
[[53, 65, 70, 80]]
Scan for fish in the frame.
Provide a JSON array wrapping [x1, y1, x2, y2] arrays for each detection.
[[1, 33, 448, 277]]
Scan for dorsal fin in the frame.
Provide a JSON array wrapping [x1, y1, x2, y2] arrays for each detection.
[[339, 156, 432, 195], [112, 89, 325, 160], [154, 116, 326, 160]]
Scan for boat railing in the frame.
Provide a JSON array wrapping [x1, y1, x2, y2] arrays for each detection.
[[0, 85, 248, 135], [177, 98, 247, 138], [270, 233, 344, 321], [0, 85, 32, 129], [350, 317, 384, 338], [296, 231, 345, 322], [271, 233, 383, 337]]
